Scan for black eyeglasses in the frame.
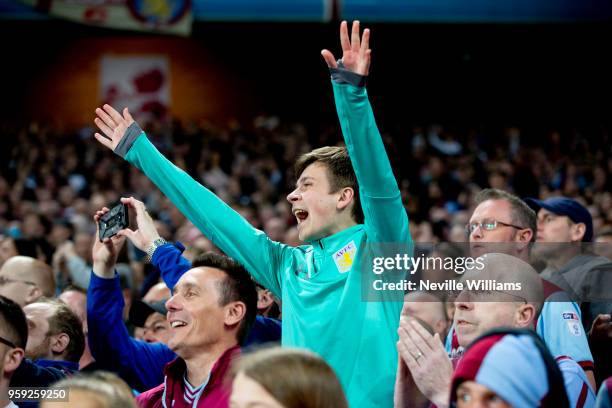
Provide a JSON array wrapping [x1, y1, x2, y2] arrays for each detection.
[[0, 335, 16, 349], [0, 276, 37, 286]]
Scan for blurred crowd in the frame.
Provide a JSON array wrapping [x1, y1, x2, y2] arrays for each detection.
[[0, 114, 611, 408], [1, 119, 611, 261]]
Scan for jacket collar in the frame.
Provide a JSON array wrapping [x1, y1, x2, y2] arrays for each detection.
[[35, 359, 79, 373], [310, 224, 363, 254], [162, 345, 240, 404]]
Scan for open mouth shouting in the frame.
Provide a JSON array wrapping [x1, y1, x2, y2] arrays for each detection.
[[293, 209, 309, 224]]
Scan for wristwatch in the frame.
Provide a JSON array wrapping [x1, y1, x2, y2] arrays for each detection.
[[143, 238, 168, 264]]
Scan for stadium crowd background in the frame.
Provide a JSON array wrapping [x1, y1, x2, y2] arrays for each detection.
[[1, 114, 611, 264], [0, 115, 611, 256], [0, 10, 610, 408], [0, 22, 610, 251]]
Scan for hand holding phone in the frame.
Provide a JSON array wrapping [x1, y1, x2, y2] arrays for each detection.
[[98, 203, 129, 241]]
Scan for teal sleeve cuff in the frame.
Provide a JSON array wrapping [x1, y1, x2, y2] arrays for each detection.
[[114, 122, 144, 158], [330, 60, 367, 87]]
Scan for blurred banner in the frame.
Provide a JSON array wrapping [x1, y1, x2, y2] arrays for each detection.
[[193, 0, 331, 21], [341, 0, 612, 22], [100, 56, 171, 120], [5, 0, 330, 22], [4, 0, 610, 23], [18, 0, 192, 34]]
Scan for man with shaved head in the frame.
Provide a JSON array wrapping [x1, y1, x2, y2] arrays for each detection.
[[452, 253, 544, 347], [0, 256, 55, 307], [142, 282, 170, 303]]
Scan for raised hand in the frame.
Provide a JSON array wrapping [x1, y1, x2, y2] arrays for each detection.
[[92, 207, 127, 277], [93, 104, 135, 151], [116, 196, 161, 252], [321, 20, 371, 76]]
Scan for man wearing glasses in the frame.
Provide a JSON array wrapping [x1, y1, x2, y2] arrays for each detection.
[[0, 296, 27, 408], [0, 256, 55, 307], [463, 188, 595, 389]]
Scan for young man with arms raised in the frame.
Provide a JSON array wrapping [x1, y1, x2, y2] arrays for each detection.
[[92, 21, 411, 407]]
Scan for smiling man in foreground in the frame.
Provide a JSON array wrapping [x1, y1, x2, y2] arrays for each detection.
[[90, 207, 258, 408]]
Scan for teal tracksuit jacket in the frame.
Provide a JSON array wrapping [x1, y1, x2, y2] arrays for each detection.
[[115, 76, 412, 407]]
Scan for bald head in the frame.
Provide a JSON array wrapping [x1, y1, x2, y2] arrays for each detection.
[[454, 253, 544, 347], [0, 256, 55, 307], [465, 253, 544, 309], [143, 282, 170, 303]]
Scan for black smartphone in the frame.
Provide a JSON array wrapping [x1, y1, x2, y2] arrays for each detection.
[[98, 203, 129, 241]]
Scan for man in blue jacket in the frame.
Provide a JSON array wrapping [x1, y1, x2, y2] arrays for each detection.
[[93, 21, 412, 407], [87, 199, 281, 392]]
